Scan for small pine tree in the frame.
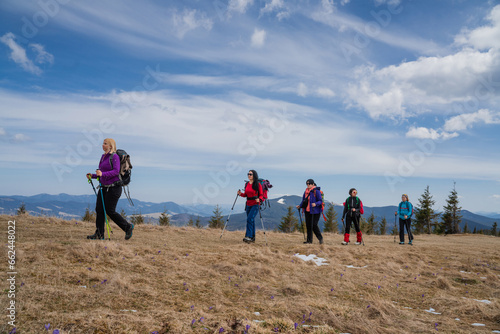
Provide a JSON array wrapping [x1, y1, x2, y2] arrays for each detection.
[[365, 212, 377, 235], [120, 208, 127, 219], [278, 206, 299, 233], [187, 217, 194, 227], [82, 206, 96, 222], [359, 216, 367, 233], [378, 217, 387, 235], [208, 205, 224, 229], [463, 222, 469, 234], [440, 182, 462, 234], [17, 202, 27, 215], [472, 226, 477, 234], [491, 222, 498, 237], [159, 208, 170, 226], [130, 211, 145, 225], [323, 203, 338, 233], [414, 186, 439, 234], [195, 217, 202, 228]]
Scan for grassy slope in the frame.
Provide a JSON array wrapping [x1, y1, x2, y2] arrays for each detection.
[[1, 215, 499, 334]]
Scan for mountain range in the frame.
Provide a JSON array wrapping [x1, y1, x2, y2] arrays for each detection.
[[0, 193, 497, 233]]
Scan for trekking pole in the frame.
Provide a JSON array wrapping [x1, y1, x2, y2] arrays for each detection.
[[394, 213, 397, 243], [220, 192, 239, 239], [97, 177, 112, 240], [406, 219, 413, 245], [258, 205, 268, 246], [297, 207, 306, 241], [87, 175, 97, 196]]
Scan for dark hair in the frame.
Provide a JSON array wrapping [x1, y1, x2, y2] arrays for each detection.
[[249, 170, 260, 194], [349, 188, 357, 195], [306, 179, 315, 185]]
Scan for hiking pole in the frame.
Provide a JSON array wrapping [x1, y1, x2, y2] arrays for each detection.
[[258, 205, 268, 246], [87, 174, 97, 196], [220, 192, 239, 239], [297, 207, 306, 241], [97, 177, 112, 240], [394, 213, 397, 243]]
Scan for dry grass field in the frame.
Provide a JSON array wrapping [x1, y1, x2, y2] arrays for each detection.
[[1, 214, 499, 334]]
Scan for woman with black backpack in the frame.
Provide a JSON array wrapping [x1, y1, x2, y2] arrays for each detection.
[[237, 170, 263, 243], [86, 138, 134, 240], [341, 188, 364, 245], [296, 179, 324, 244]]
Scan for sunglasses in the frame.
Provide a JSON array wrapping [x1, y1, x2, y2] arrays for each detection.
[[248, 173, 253, 176], [306, 183, 312, 185]]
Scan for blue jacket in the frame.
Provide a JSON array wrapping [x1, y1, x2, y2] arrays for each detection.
[[299, 187, 323, 215], [398, 201, 413, 220]]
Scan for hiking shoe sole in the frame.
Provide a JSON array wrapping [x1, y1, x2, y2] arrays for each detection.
[[125, 224, 134, 240]]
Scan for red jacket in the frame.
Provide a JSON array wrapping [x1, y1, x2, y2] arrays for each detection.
[[240, 181, 264, 206]]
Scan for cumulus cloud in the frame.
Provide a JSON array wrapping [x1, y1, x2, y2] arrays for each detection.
[[228, 0, 254, 15], [0, 33, 53, 75], [251, 28, 266, 48], [444, 109, 500, 132], [455, 5, 500, 50], [405, 127, 458, 140], [260, 0, 289, 20], [316, 87, 335, 98], [172, 9, 213, 38]]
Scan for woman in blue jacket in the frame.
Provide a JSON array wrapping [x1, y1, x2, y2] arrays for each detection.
[[296, 179, 323, 244], [396, 194, 413, 245]]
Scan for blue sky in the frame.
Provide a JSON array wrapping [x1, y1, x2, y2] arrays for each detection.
[[0, 0, 499, 214]]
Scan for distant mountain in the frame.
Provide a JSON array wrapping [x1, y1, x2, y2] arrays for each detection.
[[0, 193, 495, 233]]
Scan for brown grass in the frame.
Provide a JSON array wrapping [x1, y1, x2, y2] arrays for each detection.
[[1, 214, 499, 333]]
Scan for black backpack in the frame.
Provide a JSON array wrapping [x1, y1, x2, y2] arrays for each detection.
[[110, 149, 133, 205]]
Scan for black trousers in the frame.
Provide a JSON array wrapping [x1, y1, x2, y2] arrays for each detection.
[[304, 212, 323, 243], [399, 218, 413, 242], [345, 214, 360, 234], [95, 186, 130, 237]]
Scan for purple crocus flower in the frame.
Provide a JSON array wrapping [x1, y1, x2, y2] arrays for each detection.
[[219, 328, 224, 333], [294, 323, 298, 330], [45, 324, 50, 330], [53, 330, 60, 334], [9, 328, 16, 334], [191, 319, 196, 326], [367, 305, 370, 308], [271, 295, 274, 299]]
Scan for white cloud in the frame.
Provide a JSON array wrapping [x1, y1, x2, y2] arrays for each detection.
[[297, 82, 308, 97], [444, 109, 500, 132], [316, 87, 336, 98], [31, 44, 54, 65], [172, 9, 213, 39], [251, 28, 266, 48], [455, 5, 500, 50], [0, 33, 43, 75], [260, 0, 289, 19], [405, 127, 458, 140], [492, 194, 500, 199], [10, 133, 31, 143], [228, 0, 254, 15]]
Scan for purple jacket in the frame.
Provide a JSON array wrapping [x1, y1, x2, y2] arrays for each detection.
[[91, 153, 120, 186], [299, 187, 323, 215]]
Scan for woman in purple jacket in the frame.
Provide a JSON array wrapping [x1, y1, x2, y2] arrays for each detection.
[[296, 179, 324, 244], [86, 138, 134, 240]]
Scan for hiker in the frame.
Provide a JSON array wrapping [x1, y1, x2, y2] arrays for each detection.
[[237, 170, 263, 243], [341, 188, 364, 245], [395, 194, 413, 245], [296, 179, 324, 244], [86, 138, 134, 240]]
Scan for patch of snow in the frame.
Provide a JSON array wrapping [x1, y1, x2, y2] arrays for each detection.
[[254, 312, 261, 316], [36, 206, 52, 211], [277, 198, 286, 205], [121, 309, 137, 312], [424, 308, 441, 315], [471, 323, 485, 326], [294, 253, 329, 266], [58, 212, 79, 217], [346, 265, 368, 269], [462, 297, 492, 304], [455, 318, 460, 321]]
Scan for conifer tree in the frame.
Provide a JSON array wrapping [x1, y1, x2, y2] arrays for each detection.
[[278, 206, 299, 233], [82, 206, 96, 222], [414, 186, 439, 234], [378, 217, 387, 235], [366, 212, 377, 235], [473, 226, 477, 234], [440, 182, 462, 234], [187, 217, 194, 227], [463, 221, 469, 234], [195, 217, 202, 228], [323, 202, 339, 233], [208, 205, 224, 229], [491, 222, 498, 237], [159, 208, 170, 226], [17, 202, 27, 215], [130, 211, 145, 225]]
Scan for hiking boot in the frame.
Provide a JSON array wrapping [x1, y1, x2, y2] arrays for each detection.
[[319, 239, 324, 245], [341, 241, 349, 245], [303, 241, 312, 244], [125, 223, 134, 240], [87, 234, 104, 240], [243, 237, 252, 243], [248, 237, 255, 243], [408, 240, 413, 245], [399, 242, 405, 245], [354, 242, 361, 245]]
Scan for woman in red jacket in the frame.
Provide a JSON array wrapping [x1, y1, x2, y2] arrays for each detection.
[[237, 170, 263, 243]]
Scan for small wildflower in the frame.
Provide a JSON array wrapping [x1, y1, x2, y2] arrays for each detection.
[[53, 330, 60, 334], [191, 319, 196, 326], [294, 323, 298, 330], [367, 305, 370, 308], [45, 324, 50, 330], [219, 328, 224, 333]]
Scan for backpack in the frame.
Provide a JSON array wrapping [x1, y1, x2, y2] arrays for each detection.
[[399, 202, 413, 216], [110, 149, 134, 206], [246, 178, 273, 209]]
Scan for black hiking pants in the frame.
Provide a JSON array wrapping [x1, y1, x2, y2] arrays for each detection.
[[399, 218, 413, 242], [304, 212, 323, 243], [345, 214, 361, 234], [95, 185, 131, 237]]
